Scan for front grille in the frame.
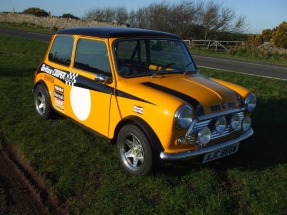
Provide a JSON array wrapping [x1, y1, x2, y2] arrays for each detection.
[[186, 111, 245, 145]]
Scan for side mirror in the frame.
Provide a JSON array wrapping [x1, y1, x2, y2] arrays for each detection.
[[95, 74, 113, 84]]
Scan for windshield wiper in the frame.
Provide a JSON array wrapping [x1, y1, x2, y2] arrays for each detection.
[[152, 63, 175, 78], [183, 62, 196, 75]]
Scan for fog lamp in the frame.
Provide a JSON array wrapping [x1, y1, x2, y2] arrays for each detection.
[[215, 117, 227, 133], [242, 116, 251, 132], [231, 114, 241, 130], [198, 127, 211, 145]]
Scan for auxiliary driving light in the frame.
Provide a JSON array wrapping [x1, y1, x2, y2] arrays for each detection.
[[242, 116, 251, 132], [198, 127, 211, 145], [215, 117, 227, 133], [231, 114, 241, 130]]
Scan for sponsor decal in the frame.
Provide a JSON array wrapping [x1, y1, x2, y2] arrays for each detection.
[[44, 74, 54, 83], [55, 98, 64, 106], [65, 72, 78, 86], [41, 64, 66, 80], [40, 64, 78, 86], [54, 92, 64, 101], [133, 105, 144, 114], [53, 84, 64, 110], [54, 85, 64, 93]]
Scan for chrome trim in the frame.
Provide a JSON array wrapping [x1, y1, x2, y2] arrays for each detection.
[[160, 129, 253, 160], [186, 111, 245, 145], [174, 104, 193, 129], [244, 93, 256, 112], [197, 107, 245, 121]]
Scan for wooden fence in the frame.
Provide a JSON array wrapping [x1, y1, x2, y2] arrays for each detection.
[[184, 40, 243, 52]]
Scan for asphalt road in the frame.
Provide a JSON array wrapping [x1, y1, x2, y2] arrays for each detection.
[[1, 28, 287, 81]]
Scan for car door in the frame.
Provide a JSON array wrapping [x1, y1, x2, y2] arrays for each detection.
[[67, 37, 114, 137]]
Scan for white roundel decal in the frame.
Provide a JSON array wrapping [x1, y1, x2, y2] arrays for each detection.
[[70, 86, 91, 121]]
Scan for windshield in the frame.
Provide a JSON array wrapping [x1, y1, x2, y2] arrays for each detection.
[[114, 39, 197, 78]]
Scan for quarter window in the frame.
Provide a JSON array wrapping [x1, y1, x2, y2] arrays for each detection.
[[74, 39, 111, 76], [48, 36, 73, 66]]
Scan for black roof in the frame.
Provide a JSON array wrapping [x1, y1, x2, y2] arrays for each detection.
[[56, 27, 181, 39]]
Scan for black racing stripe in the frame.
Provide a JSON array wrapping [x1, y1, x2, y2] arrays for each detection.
[[38, 63, 155, 104], [75, 76, 113, 94], [116, 90, 155, 105], [142, 82, 204, 115]]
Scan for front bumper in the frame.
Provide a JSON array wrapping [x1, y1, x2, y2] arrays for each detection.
[[160, 129, 253, 160]]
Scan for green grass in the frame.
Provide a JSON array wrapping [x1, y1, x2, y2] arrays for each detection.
[[1, 34, 287, 214]]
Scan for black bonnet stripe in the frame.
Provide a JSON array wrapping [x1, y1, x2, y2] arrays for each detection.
[[116, 90, 155, 105], [142, 82, 204, 115]]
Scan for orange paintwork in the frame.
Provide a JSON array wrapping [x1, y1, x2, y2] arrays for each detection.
[[34, 31, 254, 155]]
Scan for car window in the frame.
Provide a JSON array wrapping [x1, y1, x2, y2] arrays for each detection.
[[74, 39, 111, 76], [48, 35, 73, 66], [115, 39, 196, 78]]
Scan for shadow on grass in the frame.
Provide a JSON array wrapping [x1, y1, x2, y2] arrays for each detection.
[[0, 66, 37, 78], [155, 98, 287, 176]]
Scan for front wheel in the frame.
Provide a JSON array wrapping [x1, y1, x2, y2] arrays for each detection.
[[117, 124, 153, 176]]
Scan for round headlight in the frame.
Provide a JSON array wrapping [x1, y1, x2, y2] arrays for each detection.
[[231, 114, 241, 130], [242, 116, 251, 132], [245, 93, 256, 112], [215, 117, 227, 133], [175, 106, 193, 129], [198, 127, 211, 145]]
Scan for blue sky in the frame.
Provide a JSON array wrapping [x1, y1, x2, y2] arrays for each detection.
[[0, 0, 286, 33]]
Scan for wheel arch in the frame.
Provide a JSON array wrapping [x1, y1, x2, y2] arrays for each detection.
[[33, 80, 49, 94], [112, 116, 164, 153], [33, 80, 53, 106]]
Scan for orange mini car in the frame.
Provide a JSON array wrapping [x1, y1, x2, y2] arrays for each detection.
[[33, 27, 256, 175]]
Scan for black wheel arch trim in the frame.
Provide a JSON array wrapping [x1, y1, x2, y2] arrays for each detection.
[[34, 80, 53, 108], [114, 116, 164, 152], [34, 80, 49, 95]]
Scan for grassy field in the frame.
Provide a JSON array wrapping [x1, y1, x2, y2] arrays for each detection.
[[0, 34, 287, 214]]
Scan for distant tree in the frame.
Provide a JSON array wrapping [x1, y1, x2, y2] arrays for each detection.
[[272, 21, 287, 48], [23, 7, 49, 17], [84, 7, 116, 23], [83, 1, 247, 39], [60, 13, 80, 20], [84, 8, 105, 22], [114, 6, 129, 25]]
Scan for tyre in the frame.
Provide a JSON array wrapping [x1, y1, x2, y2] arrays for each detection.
[[34, 84, 52, 119], [117, 124, 153, 176]]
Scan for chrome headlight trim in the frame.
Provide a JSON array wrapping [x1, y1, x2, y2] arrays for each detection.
[[174, 105, 194, 129], [245, 93, 256, 112]]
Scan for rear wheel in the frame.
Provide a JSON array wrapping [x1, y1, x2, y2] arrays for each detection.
[[117, 124, 153, 176], [34, 84, 52, 119]]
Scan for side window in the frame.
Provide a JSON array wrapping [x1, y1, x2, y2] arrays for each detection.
[[48, 36, 73, 66], [74, 39, 111, 76]]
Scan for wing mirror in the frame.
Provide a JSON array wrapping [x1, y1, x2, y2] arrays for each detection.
[[95, 74, 113, 84]]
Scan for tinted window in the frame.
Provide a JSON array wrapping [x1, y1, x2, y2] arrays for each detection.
[[49, 36, 73, 66], [74, 39, 111, 75]]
